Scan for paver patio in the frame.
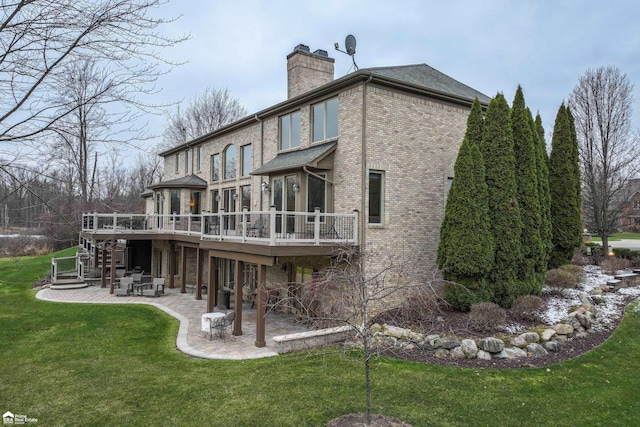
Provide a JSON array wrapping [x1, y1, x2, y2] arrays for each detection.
[[36, 284, 313, 360]]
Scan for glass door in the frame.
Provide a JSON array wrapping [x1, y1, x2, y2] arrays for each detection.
[[272, 176, 296, 235], [222, 188, 237, 233]]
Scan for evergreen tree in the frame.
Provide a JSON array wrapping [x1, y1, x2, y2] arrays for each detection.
[[549, 104, 583, 267], [511, 87, 544, 296], [438, 100, 494, 310], [480, 93, 522, 307], [533, 112, 553, 281]]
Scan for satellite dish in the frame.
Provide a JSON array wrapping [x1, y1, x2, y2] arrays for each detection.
[[345, 34, 356, 56]]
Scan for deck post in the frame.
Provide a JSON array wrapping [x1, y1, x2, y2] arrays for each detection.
[[207, 255, 217, 312], [169, 242, 175, 288], [180, 245, 187, 293], [196, 248, 203, 300], [233, 260, 243, 336], [255, 263, 267, 347]]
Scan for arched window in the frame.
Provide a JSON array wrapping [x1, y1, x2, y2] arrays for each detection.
[[224, 145, 237, 180]]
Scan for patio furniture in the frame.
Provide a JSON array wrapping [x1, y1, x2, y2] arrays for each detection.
[[201, 312, 225, 340], [114, 277, 134, 296], [141, 278, 165, 297], [212, 311, 235, 341], [131, 271, 144, 284]]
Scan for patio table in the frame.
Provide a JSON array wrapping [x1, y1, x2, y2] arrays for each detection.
[[201, 312, 225, 334]]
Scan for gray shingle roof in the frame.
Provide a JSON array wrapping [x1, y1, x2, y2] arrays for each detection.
[[251, 141, 337, 175], [148, 174, 208, 189], [367, 64, 491, 104]]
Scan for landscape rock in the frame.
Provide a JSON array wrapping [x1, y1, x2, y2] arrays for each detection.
[[460, 339, 478, 359], [450, 346, 466, 359], [544, 341, 562, 353], [476, 350, 492, 360], [526, 343, 549, 358], [520, 332, 540, 343], [553, 323, 574, 335], [439, 337, 461, 350], [540, 328, 556, 341], [478, 337, 504, 353], [499, 347, 528, 359]]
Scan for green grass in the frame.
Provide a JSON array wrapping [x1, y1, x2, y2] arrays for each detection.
[[2, 249, 640, 426], [590, 232, 640, 242]]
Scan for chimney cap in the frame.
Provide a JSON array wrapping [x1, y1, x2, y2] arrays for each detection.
[[313, 49, 328, 57], [293, 44, 310, 53]]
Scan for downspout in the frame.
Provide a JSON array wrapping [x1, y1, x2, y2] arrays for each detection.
[[361, 73, 373, 250], [255, 114, 264, 209]]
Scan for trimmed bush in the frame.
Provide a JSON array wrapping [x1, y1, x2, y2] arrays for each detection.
[[511, 295, 545, 322], [558, 264, 586, 284], [545, 268, 577, 295], [470, 302, 506, 332]]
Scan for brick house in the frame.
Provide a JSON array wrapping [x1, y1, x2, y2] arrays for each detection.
[[618, 178, 640, 231], [79, 44, 490, 347]]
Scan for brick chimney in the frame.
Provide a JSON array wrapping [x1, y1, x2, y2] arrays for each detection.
[[287, 44, 335, 99]]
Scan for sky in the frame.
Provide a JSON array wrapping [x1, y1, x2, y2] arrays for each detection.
[[141, 0, 640, 155]]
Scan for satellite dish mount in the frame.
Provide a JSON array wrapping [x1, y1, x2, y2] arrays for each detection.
[[334, 34, 359, 71]]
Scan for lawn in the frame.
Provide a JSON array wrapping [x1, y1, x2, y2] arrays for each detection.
[[590, 232, 640, 242], [1, 249, 640, 426]]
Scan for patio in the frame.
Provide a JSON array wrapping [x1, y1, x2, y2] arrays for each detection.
[[35, 284, 315, 360]]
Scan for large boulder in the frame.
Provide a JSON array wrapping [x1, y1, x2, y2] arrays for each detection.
[[460, 339, 478, 359], [526, 343, 549, 358], [478, 337, 504, 353]]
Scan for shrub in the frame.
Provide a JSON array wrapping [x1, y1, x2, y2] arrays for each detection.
[[510, 295, 545, 322], [559, 264, 586, 284], [469, 302, 506, 332], [545, 269, 577, 295], [600, 256, 630, 275]]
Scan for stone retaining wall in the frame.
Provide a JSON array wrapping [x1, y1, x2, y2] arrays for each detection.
[[370, 292, 603, 362]]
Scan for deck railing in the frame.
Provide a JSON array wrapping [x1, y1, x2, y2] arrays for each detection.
[[81, 207, 358, 246]]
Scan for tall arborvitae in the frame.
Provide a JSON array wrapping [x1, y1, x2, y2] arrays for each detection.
[[511, 87, 543, 296], [549, 104, 583, 267], [438, 99, 494, 311], [566, 107, 582, 217], [533, 112, 553, 278], [480, 93, 522, 307]]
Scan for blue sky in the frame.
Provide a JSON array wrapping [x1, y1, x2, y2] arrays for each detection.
[[144, 0, 640, 153]]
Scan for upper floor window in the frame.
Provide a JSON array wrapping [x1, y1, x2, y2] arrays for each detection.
[[368, 171, 384, 224], [196, 146, 202, 172], [241, 144, 252, 176], [174, 153, 179, 173], [279, 111, 301, 150], [184, 150, 191, 174], [312, 97, 338, 142], [224, 145, 237, 180], [211, 154, 220, 181]]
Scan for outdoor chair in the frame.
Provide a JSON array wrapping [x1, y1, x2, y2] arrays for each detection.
[[114, 277, 134, 296], [142, 277, 164, 297], [211, 311, 235, 341], [131, 271, 144, 284]]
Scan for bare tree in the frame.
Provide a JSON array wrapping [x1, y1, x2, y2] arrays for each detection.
[[275, 247, 432, 426], [569, 66, 640, 254], [163, 87, 248, 147]]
